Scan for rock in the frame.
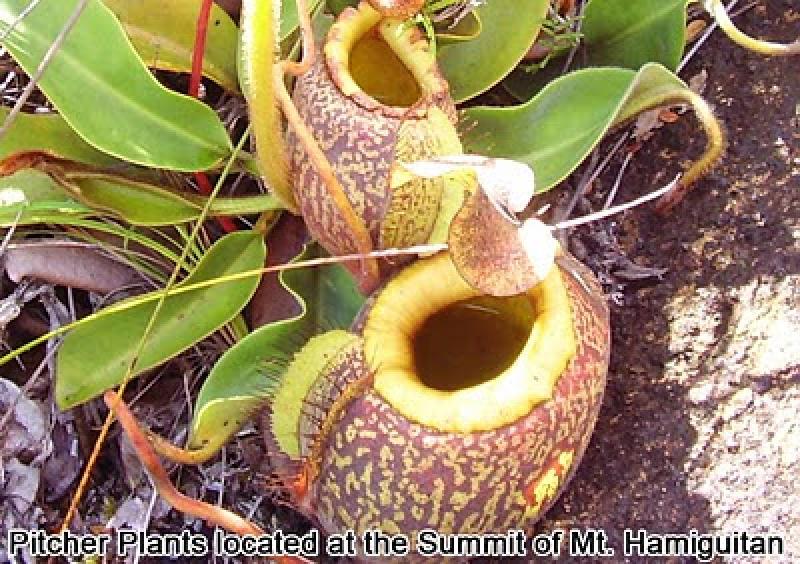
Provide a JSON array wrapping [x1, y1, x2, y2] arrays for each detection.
[[689, 382, 715, 405]]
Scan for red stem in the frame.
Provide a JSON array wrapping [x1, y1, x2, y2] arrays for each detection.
[[190, 0, 237, 233], [189, 0, 214, 98], [194, 171, 238, 232]]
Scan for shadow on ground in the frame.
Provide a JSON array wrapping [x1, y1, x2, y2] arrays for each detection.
[[525, 1, 799, 562]]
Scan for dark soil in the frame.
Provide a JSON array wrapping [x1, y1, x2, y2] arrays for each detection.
[[531, 2, 799, 562]]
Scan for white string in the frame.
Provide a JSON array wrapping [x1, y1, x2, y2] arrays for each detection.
[[551, 175, 681, 231]]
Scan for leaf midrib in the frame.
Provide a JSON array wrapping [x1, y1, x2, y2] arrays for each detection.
[[0, 4, 229, 165], [588, 1, 684, 50]]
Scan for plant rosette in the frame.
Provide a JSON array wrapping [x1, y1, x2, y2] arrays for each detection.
[[288, 1, 466, 286], [263, 251, 610, 559]]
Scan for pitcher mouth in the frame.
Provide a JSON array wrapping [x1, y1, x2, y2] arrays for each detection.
[[324, 1, 450, 117], [363, 253, 578, 434]]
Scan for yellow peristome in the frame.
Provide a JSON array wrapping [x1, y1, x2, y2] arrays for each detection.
[[377, 18, 441, 97], [364, 253, 577, 433], [325, 2, 443, 104], [324, 4, 382, 98]]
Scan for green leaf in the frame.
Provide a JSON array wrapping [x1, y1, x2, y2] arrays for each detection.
[[434, 10, 482, 45], [59, 172, 283, 226], [503, 0, 688, 102], [0, 158, 284, 226], [463, 63, 689, 192], [103, 0, 240, 92], [0, 165, 283, 230], [327, 0, 357, 17], [610, 64, 688, 126], [438, 0, 549, 103], [582, 0, 686, 70], [56, 231, 266, 408], [187, 242, 363, 452], [280, 0, 324, 41], [0, 169, 91, 225], [67, 175, 205, 225], [501, 65, 559, 103], [0, 108, 119, 167], [0, 0, 232, 171], [0, 170, 182, 267]]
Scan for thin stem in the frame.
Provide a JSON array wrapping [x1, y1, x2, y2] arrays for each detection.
[[145, 429, 222, 464], [58, 218, 182, 267], [103, 391, 264, 535], [194, 172, 238, 233], [678, 0, 738, 73], [557, 132, 629, 224], [0, 0, 43, 43], [188, 0, 213, 98], [553, 174, 681, 230], [188, 0, 237, 233], [602, 151, 634, 210], [654, 89, 726, 212], [560, 0, 586, 73], [281, 0, 316, 77]]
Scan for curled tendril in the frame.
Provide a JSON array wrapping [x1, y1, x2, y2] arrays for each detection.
[[704, 0, 800, 56]]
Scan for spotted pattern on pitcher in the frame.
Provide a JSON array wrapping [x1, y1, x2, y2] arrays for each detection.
[[289, 54, 460, 262], [311, 256, 610, 540], [379, 108, 462, 250], [522, 448, 575, 519]]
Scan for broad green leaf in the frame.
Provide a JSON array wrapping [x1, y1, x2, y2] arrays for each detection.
[[187, 243, 363, 452], [610, 64, 687, 125], [463, 64, 690, 192], [56, 231, 266, 408], [582, 0, 686, 70], [501, 65, 559, 102], [0, 160, 284, 226], [103, 0, 240, 92], [438, 0, 549, 103], [0, 0, 232, 171], [503, 0, 688, 102], [0, 109, 118, 167]]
